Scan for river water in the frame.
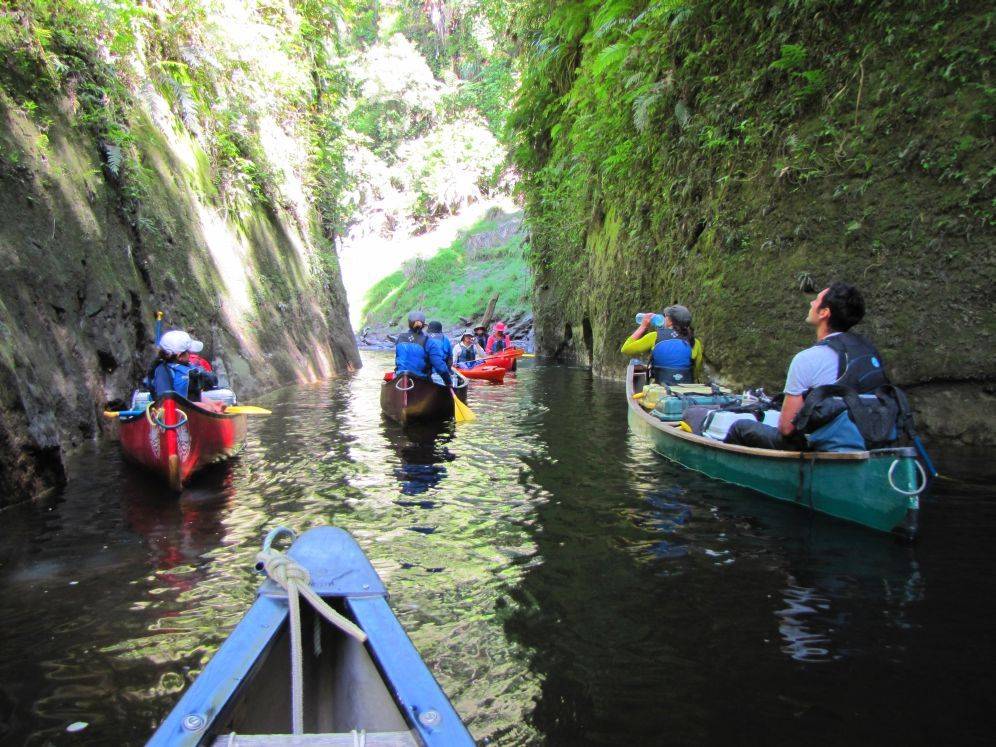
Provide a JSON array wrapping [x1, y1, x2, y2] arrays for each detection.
[[0, 352, 993, 745]]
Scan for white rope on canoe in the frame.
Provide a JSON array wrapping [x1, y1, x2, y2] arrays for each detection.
[[255, 545, 368, 735]]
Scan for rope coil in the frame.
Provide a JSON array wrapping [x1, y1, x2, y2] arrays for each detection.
[[888, 458, 928, 496], [146, 405, 188, 430], [255, 530, 367, 735]]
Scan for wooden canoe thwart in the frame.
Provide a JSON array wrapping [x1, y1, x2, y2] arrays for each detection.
[[380, 373, 469, 424], [625, 364, 927, 538], [148, 527, 474, 746], [118, 392, 247, 490]]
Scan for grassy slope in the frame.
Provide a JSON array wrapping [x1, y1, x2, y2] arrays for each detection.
[[362, 214, 531, 328]]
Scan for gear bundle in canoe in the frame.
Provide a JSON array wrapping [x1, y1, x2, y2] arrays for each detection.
[[625, 363, 927, 539], [116, 392, 248, 491]]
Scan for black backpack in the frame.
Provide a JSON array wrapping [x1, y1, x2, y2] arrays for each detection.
[[794, 333, 913, 449]]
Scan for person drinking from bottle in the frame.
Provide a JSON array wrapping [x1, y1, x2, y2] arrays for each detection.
[[621, 305, 704, 384], [455, 331, 487, 366]]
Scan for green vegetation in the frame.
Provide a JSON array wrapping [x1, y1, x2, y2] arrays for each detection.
[[340, 3, 515, 235], [507, 0, 994, 389], [362, 212, 530, 328]]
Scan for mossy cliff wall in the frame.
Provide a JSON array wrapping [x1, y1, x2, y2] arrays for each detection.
[[514, 0, 994, 443], [0, 100, 358, 506]]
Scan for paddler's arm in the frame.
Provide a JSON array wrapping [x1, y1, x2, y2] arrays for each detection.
[[779, 394, 804, 436], [620, 329, 657, 356], [778, 350, 809, 436], [691, 338, 704, 382]]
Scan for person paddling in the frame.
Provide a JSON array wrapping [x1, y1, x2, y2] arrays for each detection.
[[473, 324, 488, 350], [149, 330, 218, 400], [621, 305, 704, 384], [427, 321, 453, 368], [395, 312, 452, 387], [485, 322, 511, 354]]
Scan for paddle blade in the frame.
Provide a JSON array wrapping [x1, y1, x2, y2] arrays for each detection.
[[225, 405, 272, 415], [451, 392, 476, 422]]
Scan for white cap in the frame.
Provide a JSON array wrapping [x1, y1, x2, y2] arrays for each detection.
[[159, 329, 204, 355]]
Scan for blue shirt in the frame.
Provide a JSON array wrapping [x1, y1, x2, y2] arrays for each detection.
[[151, 361, 194, 398], [425, 333, 453, 386]]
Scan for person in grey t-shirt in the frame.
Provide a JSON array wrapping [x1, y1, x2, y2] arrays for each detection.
[[725, 284, 867, 449]]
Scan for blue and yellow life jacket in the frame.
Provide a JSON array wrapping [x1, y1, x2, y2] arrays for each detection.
[[650, 325, 693, 384]]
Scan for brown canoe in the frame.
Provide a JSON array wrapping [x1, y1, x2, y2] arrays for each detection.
[[380, 372, 469, 424]]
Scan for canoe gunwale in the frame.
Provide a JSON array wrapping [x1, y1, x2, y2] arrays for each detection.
[[118, 391, 245, 423], [147, 528, 472, 746]]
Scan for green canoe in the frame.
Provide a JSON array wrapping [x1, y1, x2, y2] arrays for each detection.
[[626, 364, 927, 539]]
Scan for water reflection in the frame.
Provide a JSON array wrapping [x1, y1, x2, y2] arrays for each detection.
[[0, 355, 992, 745], [382, 420, 456, 498]]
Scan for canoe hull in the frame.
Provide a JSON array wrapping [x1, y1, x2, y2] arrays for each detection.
[[459, 364, 506, 384], [625, 365, 923, 538], [381, 374, 469, 424], [487, 346, 524, 371], [148, 527, 473, 746], [119, 392, 247, 490]]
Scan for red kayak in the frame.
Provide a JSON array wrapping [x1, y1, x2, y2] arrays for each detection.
[[118, 392, 248, 490], [487, 347, 525, 371], [459, 364, 506, 384]]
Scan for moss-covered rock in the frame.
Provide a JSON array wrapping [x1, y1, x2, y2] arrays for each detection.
[[514, 0, 995, 444], [0, 95, 359, 507]]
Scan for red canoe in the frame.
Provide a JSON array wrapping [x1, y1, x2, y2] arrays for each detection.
[[459, 364, 506, 384], [118, 392, 248, 490]]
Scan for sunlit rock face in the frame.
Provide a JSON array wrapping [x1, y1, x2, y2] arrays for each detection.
[[0, 1, 361, 505]]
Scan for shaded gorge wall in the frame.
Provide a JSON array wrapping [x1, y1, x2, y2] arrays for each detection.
[[513, 0, 994, 444]]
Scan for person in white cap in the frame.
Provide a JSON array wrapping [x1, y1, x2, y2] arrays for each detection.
[[454, 330, 487, 366], [148, 330, 216, 400]]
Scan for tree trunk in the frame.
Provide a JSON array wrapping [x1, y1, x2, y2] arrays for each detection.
[[482, 294, 499, 327]]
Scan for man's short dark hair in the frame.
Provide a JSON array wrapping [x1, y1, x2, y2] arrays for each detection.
[[821, 282, 865, 331]]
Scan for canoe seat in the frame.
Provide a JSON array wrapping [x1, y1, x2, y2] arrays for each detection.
[[213, 731, 419, 746]]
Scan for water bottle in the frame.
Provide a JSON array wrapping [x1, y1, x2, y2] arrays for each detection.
[[130, 390, 152, 411], [635, 312, 665, 327]]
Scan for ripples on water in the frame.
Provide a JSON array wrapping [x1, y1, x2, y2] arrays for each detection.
[[0, 352, 993, 745]]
